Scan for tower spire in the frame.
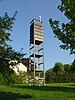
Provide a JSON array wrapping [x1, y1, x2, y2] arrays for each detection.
[[39, 16, 42, 22]]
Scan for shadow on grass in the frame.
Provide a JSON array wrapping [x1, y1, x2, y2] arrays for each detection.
[[0, 91, 32, 100], [12, 85, 75, 93], [68, 83, 75, 87]]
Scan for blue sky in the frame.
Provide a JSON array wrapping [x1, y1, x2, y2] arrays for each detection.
[[0, 0, 74, 70]]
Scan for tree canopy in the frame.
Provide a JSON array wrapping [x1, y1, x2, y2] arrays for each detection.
[[0, 12, 24, 62], [0, 12, 24, 85], [53, 62, 64, 73], [49, 0, 75, 55], [45, 62, 75, 83]]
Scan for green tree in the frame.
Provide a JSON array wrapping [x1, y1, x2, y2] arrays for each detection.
[[45, 68, 53, 83], [49, 0, 75, 54], [53, 62, 64, 73], [0, 12, 24, 85], [71, 60, 75, 72], [45, 62, 75, 83], [64, 64, 72, 72], [0, 12, 23, 61]]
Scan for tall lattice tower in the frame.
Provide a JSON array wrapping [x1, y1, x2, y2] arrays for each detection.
[[29, 18, 45, 86]]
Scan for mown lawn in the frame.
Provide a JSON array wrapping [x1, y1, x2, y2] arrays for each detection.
[[0, 83, 75, 100]]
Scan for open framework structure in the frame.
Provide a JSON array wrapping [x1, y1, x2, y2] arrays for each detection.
[[29, 18, 45, 86]]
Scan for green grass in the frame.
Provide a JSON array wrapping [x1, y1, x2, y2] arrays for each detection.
[[0, 83, 75, 100]]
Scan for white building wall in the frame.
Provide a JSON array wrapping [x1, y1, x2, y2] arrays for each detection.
[[9, 60, 27, 74]]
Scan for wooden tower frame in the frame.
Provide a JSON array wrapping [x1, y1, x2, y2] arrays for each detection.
[[29, 18, 45, 86]]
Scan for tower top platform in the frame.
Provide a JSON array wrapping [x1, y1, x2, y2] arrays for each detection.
[[30, 18, 42, 25]]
